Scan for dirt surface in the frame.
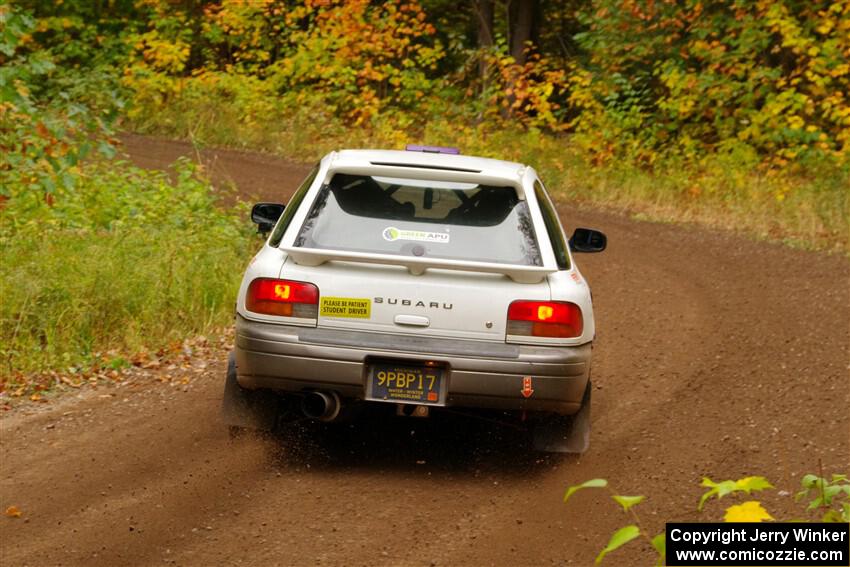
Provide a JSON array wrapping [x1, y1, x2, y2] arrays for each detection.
[[2, 135, 848, 567], [119, 132, 314, 203]]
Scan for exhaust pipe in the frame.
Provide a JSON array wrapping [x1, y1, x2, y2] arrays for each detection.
[[301, 391, 342, 422]]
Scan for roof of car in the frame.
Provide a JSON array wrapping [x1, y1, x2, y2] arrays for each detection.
[[331, 149, 528, 180]]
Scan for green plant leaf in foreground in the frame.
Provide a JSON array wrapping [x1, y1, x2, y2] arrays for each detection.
[[612, 495, 645, 512], [796, 473, 850, 518], [564, 479, 608, 503], [567, 473, 848, 565], [595, 524, 640, 564], [699, 476, 774, 511], [651, 532, 666, 566], [797, 474, 821, 497]]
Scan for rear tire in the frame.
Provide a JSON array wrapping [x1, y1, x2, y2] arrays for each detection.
[[532, 380, 591, 453], [221, 352, 279, 433]]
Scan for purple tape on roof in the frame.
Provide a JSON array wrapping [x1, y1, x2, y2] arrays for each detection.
[[404, 144, 461, 155]]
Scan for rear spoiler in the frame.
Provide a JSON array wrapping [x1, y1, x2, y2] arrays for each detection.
[[326, 164, 526, 200], [282, 247, 554, 284]]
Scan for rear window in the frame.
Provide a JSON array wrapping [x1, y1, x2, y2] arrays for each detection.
[[294, 173, 542, 266]]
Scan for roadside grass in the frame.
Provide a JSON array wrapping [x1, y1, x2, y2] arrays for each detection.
[[0, 160, 254, 385], [129, 96, 850, 253]]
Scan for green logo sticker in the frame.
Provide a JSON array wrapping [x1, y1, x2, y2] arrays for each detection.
[[382, 227, 400, 241], [381, 226, 449, 244]]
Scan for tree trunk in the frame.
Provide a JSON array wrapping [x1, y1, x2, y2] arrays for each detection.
[[510, 0, 538, 65], [476, 0, 494, 80]]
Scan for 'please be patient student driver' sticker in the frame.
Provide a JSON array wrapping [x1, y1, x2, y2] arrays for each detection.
[[320, 297, 371, 318], [382, 226, 450, 244]]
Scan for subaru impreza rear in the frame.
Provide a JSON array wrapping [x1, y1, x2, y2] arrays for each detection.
[[223, 147, 606, 452]]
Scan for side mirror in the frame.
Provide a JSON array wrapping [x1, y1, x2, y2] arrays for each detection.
[[251, 203, 285, 234], [569, 228, 607, 253]]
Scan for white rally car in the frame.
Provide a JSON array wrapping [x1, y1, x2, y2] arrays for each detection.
[[222, 146, 606, 452]]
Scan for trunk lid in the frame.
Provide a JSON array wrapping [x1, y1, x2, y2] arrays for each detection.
[[280, 258, 550, 341]]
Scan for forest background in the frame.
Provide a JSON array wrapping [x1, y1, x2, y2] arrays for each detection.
[[1, 0, 848, 383]]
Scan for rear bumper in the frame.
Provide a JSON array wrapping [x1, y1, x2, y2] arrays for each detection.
[[234, 315, 591, 415]]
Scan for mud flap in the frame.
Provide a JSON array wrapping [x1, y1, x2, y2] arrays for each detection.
[[532, 382, 591, 453], [221, 352, 278, 431]]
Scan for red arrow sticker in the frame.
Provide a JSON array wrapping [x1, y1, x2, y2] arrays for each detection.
[[521, 376, 534, 398]]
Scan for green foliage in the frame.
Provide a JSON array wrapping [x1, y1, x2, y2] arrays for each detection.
[[16, 1, 850, 167], [565, 472, 849, 565], [0, 4, 122, 200], [650, 533, 665, 561], [123, 0, 445, 125], [796, 474, 850, 523], [476, 43, 571, 130], [595, 525, 640, 564], [0, 160, 253, 379], [563, 477, 659, 565], [698, 475, 774, 511], [564, 478, 608, 502], [0, 5, 253, 383], [570, 0, 850, 167], [612, 495, 644, 512]]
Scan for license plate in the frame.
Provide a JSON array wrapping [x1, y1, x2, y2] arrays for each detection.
[[366, 361, 446, 406]]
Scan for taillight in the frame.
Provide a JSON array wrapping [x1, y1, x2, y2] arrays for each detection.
[[507, 300, 583, 340], [246, 278, 319, 321]]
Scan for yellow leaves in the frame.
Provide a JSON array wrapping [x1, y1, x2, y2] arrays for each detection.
[[786, 115, 804, 130], [569, 68, 593, 89], [829, 64, 849, 78], [103, 0, 850, 166], [4, 506, 22, 518], [700, 477, 775, 511], [677, 98, 695, 117], [724, 501, 774, 523], [816, 20, 834, 35], [135, 32, 191, 74]]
